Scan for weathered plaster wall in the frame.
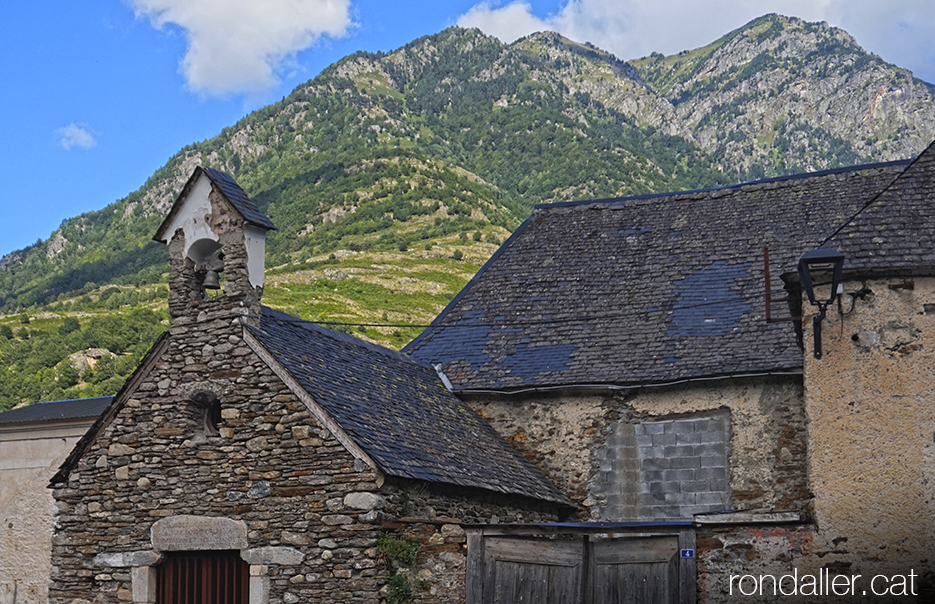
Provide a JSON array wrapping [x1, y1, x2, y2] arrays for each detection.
[[468, 394, 605, 509], [0, 425, 90, 604], [696, 526, 817, 603], [467, 377, 807, 522], [803, 276, 935, 586], [631, 379, 807, 515]]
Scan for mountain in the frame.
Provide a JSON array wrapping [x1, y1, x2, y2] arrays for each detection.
[[0, 15, 933, 410], [629, 14, 935, 178]]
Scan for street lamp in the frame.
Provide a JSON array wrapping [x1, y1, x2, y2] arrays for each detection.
[[797, 247, 845, 359]]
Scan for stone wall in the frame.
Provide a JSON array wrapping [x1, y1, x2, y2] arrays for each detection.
[[378, 481, 559, 603], [52, 250, 554, 604], [695, 525, 817, 603], [467, 377, 808, 522], [802, 276, 935, 589], [50, 297, 388, 604]]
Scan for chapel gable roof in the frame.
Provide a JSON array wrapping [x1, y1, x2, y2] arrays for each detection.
[[404, 160, 913, 391], [248, 307, 572, 506], [153, 166, 276, 242]]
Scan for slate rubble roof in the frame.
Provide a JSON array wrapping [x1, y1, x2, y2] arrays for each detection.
[[827, 141, 935, 275], [249, 307, 572, 506], [201, 167, 277, 231], [405, 160, 915, 391], [0, 397, 112, 425], [154, 166, 276, 242]]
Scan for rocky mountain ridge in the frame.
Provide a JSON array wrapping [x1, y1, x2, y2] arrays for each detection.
[[0, 14, 934, 408]]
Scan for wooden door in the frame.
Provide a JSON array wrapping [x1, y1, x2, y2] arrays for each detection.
[[156, 550, 249, 604], [483, 537, 584, 604], [469, 533, 690, 604], [587, 537, 679, 604]]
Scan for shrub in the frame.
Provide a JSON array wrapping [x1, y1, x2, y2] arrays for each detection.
[[386, 572, 411, 604], [377, 534, 419, 564]]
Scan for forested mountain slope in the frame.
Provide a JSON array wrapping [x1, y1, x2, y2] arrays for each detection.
[[0, 15, 932, 410]]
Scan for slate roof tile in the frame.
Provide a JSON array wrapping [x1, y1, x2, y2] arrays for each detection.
[[828, 141, 935, 274], [405, 160, 913, 390], [201, 167, 276, 230], [0, 397, 112, 425], [249, 307, 571, 506]]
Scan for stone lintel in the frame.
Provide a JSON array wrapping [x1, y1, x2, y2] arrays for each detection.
[[152, 515, 248, 551], [693, 511, 801, 525], [93, 550, 165, 568], [241, 546, 305, 566]]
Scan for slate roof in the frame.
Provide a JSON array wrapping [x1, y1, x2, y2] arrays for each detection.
[[249, 307, 572, 506], [404, 160, 914, 391], [201, 167, 277, 231], [154, 166, 275, 242], [826, 141, 935, 275], [0, 397, 112, 425]]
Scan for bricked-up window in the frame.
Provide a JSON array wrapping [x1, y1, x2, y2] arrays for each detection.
[[157, 551, 248, 604], [593, 410, 731, 521], [635, 412, 731, 519]]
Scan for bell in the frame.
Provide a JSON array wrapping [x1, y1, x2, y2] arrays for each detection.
[[203, 270, 221, 290]]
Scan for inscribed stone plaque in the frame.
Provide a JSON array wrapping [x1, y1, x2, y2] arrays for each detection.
[[151, 515, 248, 551]]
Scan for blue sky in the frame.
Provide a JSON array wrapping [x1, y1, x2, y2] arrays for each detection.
[[1, 0, 932, 257]]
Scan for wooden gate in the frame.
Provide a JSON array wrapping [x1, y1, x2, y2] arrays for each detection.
[[466, 524, 695, 604]]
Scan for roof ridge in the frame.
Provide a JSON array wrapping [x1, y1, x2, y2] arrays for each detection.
[[534, 159, 913, 211], [822, 139, 935, 247], [33, 396, 113, 406], [0, 396, 114, 424]]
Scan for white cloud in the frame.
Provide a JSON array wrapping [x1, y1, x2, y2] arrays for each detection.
[[130, 0, 352, 97], [457, 2, 550, 43], [57, 123, 98, 151], [457, 0, 935, 84]]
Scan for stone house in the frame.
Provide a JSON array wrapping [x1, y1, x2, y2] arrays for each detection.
[[48, 167, 571, 604], [1, 397, 111, 604], [49, 138, 935, 603], [404, 140, 935, 601]]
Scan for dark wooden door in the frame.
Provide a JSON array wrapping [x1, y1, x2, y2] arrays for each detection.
[[473, 534, 687, 604], [587, 537, 679, 604], [483, 538, 584, 604], [156, 551, 249, 604]]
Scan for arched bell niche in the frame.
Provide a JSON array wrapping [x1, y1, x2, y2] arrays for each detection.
[[187, 237, 225, 295]]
